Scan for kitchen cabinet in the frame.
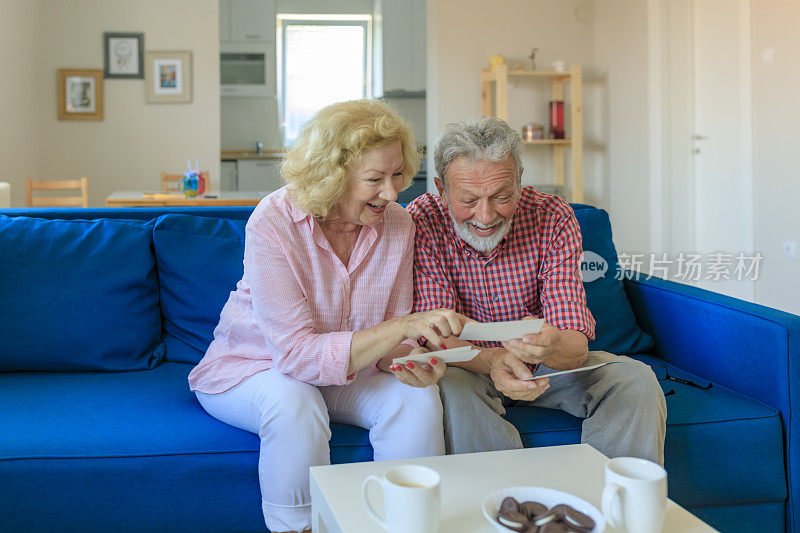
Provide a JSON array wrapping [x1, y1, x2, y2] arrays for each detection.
[[220, 0, 276, 43], [382, 0, 426, 95], [237, 158, 283, 192], [221, 161, 238, 191]]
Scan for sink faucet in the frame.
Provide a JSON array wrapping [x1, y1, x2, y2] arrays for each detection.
[[255, 140, 264, 155]]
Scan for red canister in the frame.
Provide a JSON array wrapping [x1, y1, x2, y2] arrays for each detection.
[[549, 100, 565, 139]]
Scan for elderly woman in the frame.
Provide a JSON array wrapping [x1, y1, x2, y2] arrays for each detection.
[[188, 99, 465, 533]]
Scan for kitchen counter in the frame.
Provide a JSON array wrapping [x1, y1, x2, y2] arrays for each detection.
[[221, 150, 284, 160]]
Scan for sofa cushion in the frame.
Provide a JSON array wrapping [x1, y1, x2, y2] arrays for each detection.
[[153, 214, 247, 363], [0, 362, 370, 532], [572, 206, 654, 354], [0, 215, 163, 371], [505, 355, 786, 511]]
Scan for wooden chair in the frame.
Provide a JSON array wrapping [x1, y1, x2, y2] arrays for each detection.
[[161, 171, 209, 192], [26, 177, 89, 208], [161, 172, 182, 192]]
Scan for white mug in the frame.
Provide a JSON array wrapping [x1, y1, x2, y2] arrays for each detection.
[[552, 60, 566, 72], [601, 457, 667, 533], [362, 465, 441, 533]]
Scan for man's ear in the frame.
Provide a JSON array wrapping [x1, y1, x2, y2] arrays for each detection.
[[434, 177, 445, 199]]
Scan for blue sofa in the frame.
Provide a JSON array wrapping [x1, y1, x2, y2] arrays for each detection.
[[1, 205, 798, 533]]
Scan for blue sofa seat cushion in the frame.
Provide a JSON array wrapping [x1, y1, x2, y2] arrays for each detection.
[[0, 360, 785, 531], [0, 362, 371, 463], [153, 214, 247, 364], [505, 355, 786, 510], [571, 206, 654, 355], [0, 215, 163, 371]]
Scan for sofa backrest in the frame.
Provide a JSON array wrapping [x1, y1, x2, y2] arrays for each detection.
[[152, 214, 247, 364], [572, 205, 654, 355], [0, 214, 164, 371], [0, 203, 653, 369]]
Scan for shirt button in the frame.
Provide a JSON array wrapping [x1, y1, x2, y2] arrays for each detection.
[[492, 295, 500, 302]]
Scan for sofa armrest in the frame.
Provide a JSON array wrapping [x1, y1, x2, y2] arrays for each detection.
[[624, 274, 800, 413], [624, 274, 800, 530]]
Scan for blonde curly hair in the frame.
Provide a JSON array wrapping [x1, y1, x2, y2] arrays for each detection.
[[281, 99, 421, 219]]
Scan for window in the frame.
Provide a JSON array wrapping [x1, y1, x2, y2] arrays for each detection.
[[278, 15, 371, 146]]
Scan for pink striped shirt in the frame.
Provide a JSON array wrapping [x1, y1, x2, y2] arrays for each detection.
[[188, 186, 415, 394]]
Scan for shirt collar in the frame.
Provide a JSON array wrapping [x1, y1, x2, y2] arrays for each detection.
[[288, 199, 310, 223]]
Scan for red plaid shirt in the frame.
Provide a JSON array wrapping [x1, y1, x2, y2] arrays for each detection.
[[406, 186, 595, 348]]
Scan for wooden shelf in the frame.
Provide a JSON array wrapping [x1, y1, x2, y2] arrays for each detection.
[[509, 70, 571, 79], [523, 139, 572, 145], [481, 63, 583, 203], [482, 69, 571, 82]]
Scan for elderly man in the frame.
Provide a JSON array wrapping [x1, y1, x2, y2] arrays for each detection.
[[403, 116, 666, 464]]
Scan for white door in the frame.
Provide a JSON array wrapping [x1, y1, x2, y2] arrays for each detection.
[[657, 0, 754, 300]]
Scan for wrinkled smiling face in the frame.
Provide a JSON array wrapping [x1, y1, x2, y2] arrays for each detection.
[[336, 141, 405, 226], [437, 155, 521, 254]]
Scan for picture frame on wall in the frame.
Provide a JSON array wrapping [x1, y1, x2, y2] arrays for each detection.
[[145, 51, 193, 103], [103, 32, 144, 79], [57, 69, 104, 121]]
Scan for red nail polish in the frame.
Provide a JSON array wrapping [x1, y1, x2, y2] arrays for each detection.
[[406, 362, 415, 369], [429, 357, 438, 365], [440, 344, 447, 349]]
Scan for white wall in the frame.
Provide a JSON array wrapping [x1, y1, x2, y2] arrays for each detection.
[[221, 98, 282, 150], [386, 97, 426, 147], [426, 0, 602, 203], [0, 0, 220, 207], [592, 0, 652, 256], [751, 0, 800, 315], [0, 0, 41, 207]]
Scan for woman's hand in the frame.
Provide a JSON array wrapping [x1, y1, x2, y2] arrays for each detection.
[[398, 308, 469, 348], [389, 349, 446, 388]]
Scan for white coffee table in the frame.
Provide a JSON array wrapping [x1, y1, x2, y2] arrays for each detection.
[[310, 444, 718, 532]]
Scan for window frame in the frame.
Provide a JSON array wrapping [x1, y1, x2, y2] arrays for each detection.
[[277, 14, 373, 146]]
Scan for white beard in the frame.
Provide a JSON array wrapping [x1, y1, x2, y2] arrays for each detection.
[[450, 213, 512, 253]]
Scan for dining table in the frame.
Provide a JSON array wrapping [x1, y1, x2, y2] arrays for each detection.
[[105, 190, 271, 207]]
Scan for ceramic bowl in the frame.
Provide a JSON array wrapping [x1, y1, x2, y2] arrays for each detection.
[[482, 485, 606, 533]]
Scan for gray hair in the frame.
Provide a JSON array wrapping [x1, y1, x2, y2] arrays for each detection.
[[433, 116, 523, 188]]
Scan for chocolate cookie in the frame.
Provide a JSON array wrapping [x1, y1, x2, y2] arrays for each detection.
[[560, 506, 595, 532], [495, 498, 594, 533], [496, 510, 530, 532], [519, 501, 549, 520], [539, 521, 568, 533], [500, 496, 521, 515]]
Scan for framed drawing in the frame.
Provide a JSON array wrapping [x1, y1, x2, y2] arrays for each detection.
[[103, 32, 144, 79], [57, 69, 104, 121], [145, 51, 193, 103]]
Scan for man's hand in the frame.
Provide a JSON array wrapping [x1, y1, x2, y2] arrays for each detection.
[[489, 350, 550, 401], [501, 319, 588, 371], [389, 348, 446, 388], [502, 322, 562, 365]]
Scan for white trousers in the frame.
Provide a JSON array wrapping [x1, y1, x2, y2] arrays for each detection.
[[195, 367, 445, 532]]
